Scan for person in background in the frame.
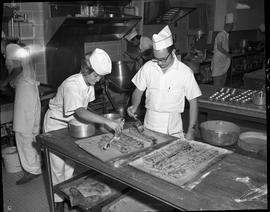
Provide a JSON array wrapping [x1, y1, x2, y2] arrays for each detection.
[[211, 13, 234, 86], [124, 28, 153, 69], [127, 25, 202, 140], [43, 48, 124, 211], [0, 43, 42, 184]]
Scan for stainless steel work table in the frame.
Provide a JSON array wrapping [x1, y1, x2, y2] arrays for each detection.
[[36, 128, 267, 212]]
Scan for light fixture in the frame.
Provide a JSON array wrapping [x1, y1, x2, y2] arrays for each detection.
[[235, 2, 251, 9]]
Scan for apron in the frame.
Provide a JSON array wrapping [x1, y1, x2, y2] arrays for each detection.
[[144, 110, 184, 138], [211, 51, 231, 77]]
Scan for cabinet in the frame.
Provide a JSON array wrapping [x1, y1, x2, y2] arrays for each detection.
[[228, 51, 264, 86]]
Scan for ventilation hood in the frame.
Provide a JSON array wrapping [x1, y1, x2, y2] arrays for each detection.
[[46, 14, 141, 44], [155, 7, 196, 24]]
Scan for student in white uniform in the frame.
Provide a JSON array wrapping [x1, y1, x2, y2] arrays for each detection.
[[0, 43, 42, 184], [127, 26, 202, 140], [211, 13, 234, 86], [43, 48, 124, 210]]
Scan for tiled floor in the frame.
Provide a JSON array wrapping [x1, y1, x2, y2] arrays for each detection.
[[1, 153, 82, 212], [2, 165, 50, 212]]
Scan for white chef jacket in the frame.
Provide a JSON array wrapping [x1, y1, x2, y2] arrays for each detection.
[[132, 54, 202, 136], [9, 57, 41, 174], [10, 58, 40, 134], [211, 30, 231, 77], [43, 73, 95, 132]]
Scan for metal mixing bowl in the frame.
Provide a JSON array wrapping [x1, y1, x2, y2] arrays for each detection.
[[100, 113, 122, 133], [200, 120, 240, 146]]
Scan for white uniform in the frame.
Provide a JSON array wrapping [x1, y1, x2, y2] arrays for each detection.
[[8, 51, 42, 175], [132, 54, 202, 138], [211, 30, 231, 77], [43, 73, 95, 202]]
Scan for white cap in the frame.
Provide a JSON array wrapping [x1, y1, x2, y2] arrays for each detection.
[[6, 43, 29, 60], [89, 48, 112, 75], [152, 25, 173, 50], [225, 13, 234, 24], [125, 28, 138, 41]]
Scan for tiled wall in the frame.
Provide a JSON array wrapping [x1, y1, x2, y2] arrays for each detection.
[[6, 2, 47, 84]]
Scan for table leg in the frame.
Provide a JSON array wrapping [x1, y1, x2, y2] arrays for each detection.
[[42, 146, 55, 212]]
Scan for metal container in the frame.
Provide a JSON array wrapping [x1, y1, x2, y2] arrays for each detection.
[[252, 91, 266, 105], [100, 113, 123, 133], [50, 117, 95, 138], [106, 61, 137, 93], [200, 120, 240, 146]]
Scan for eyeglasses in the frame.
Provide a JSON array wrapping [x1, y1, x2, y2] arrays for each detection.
[[151, 52, 172, 63]]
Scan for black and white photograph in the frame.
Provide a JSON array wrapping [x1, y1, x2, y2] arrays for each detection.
[[1, 0, 268, 211]]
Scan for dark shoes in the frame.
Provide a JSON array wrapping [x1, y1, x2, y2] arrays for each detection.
[[16, 171, 41, 185]]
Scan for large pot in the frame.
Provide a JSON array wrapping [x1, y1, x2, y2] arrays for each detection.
[[200, 120, 240, 146], [106, 60, 137, 93], [50, 117, 95, 138]]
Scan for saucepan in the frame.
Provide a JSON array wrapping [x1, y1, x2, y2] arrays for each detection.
[[200, 120, 240, 146], [50, 117, 95, 138]]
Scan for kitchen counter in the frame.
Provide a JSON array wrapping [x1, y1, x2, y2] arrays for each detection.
[[198, 84, 266, 124], [37, 126, 267, 211]]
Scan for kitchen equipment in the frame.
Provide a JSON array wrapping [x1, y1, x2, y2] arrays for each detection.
[[238, 131, 267, 153], [100, 113, 123, 133], [252, 91, 266, 105], [200, 120, 240, 146], [50, 117, 95, 138], [106, 61, 137, 93]]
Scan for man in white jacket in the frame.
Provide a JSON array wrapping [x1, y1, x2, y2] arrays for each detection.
[[127, 26, 201, 140], [0, 43, 42, 184], [211, 13, 234, 86]]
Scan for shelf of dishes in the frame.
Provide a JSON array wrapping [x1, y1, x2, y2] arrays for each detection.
[[231, 52, 264, 74]]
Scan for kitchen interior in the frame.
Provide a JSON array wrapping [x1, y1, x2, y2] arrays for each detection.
[[1, 0, 268, 211]]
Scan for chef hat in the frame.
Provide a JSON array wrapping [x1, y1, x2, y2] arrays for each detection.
[[152, 25, 173, 50], [125, 28, 138, 41], [89, 48, 112, 75], [225, 13, 234, 24], [6, 43, 29, 61]]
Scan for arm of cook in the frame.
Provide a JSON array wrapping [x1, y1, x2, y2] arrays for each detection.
[[184, 68, 202, 140], [127, 65, 147, 117], [63, 81, 123, 134], [0, 66, 22, 90]]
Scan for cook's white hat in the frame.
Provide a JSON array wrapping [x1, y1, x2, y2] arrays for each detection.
[[89, 48, 112, 75], [125, 28, 138, 41], [6, 43, 29, 60], [152, 25, 173, 50], [225, 13, 234, 24]]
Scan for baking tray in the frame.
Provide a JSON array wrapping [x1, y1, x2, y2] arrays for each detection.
[[55, 171, 130, 211], [129, 139, 232, 188], [102, 190, 175, 212], [76, 127, 175, 162]]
